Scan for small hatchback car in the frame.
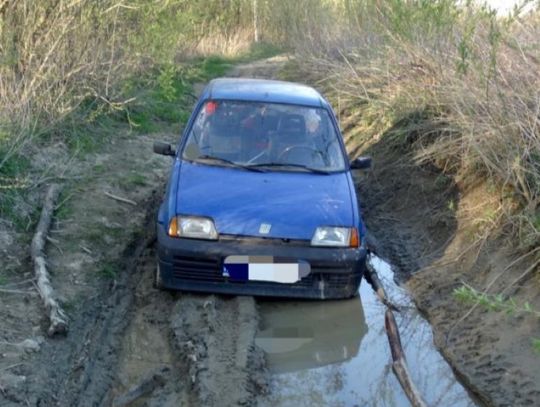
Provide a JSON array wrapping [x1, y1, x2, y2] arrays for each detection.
[[154, 78, 371, 299]]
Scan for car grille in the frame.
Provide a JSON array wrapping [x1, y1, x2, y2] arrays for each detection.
[[171, 255, 359, 289], [172, 256, 222, 282]]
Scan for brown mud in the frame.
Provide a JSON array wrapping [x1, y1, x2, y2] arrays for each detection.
[[355, 138, 540, 406]]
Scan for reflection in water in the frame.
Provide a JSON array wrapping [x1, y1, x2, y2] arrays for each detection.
[[256, 256, 479, 407], [256, 295, 367, 374]]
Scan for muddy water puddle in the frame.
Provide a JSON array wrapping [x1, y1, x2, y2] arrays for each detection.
[[111, 250, 480, 406], [256, 256, 480, 407]]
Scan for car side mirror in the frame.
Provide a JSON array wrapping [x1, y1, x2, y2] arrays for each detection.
[[153, 141, 176, 156], [350, 156, 372, 170]]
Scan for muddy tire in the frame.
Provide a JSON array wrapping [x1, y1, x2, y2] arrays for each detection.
[[154, 262, 164, 289]]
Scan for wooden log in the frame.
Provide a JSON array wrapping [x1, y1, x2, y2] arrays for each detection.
[[364, 262, 400, 312], [104, 191, 137, 206], [31, 184, 68, 336], [385, 309, 428, 407]]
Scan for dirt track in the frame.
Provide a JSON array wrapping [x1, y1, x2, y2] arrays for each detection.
[[1, 56, 532, 407], [0, 57, 282, 407]]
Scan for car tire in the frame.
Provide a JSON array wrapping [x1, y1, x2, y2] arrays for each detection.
[[154, 262, 164, 289]]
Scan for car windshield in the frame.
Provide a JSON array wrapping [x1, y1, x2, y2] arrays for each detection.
[[182, 100, 346, 172]]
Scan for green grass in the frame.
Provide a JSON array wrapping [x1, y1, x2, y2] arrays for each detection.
[[92, 164, 106, 175], [98, 262, 119, 279], [119, 54, 238, 135], [454, 285, 540, 355], [454, 285, 540, 317], [0, 150, 33, 230], [55, 190, 74, 221], [122, 173, 148, 187], [119, 44, 282, 135], [239, 41, 283, 62], [0, 150, 30, 180], [199, 56, 234, 79], [533, 338, 540, 355]]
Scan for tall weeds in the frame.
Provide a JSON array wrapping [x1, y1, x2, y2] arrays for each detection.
[[278, 0, 540, 247], [1, 0, 539, 247], [0, 0, 256, 172]]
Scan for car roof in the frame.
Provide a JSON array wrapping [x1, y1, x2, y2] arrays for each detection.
[[203, 78, 328, 108]]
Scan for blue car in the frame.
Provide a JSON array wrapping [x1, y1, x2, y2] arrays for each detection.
[[153, 78, 371, 299]]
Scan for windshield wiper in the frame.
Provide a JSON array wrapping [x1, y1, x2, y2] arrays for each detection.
[[246, 162, 330, 175], [195, 155, 266, 172]]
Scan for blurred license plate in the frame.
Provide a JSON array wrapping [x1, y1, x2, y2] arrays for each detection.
[[223, 256, 310, 284]]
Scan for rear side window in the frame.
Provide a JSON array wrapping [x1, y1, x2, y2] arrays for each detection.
[[182, 100, 346, 172]]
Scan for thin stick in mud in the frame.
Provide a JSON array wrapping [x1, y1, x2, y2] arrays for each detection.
[[366, 256, 427, 407], [31, 184, 68, 336], [385, 309, 428, 407]]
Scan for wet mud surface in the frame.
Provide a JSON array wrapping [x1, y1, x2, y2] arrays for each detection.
[[256, 256, 478, 407], [27, 237, 478, 406], [1, 217, 480, 406]]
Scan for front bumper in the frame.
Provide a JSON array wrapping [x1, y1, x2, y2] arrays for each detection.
[[156, 224, 367, 299]]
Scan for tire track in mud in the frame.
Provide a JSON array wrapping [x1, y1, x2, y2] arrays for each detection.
[[168, 295, 266, 406], [110, 247, 267, 407], [20, 189, 266, 407], [20, 191, 162, 407]]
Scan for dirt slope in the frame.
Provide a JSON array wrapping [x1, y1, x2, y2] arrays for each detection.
[[354, 139, 540, 406]]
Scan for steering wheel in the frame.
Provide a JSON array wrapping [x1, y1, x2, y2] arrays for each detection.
[[277, 145, 324, 163]]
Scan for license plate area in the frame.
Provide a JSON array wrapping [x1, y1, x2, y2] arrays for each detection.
[[223, 256, 310, 284]]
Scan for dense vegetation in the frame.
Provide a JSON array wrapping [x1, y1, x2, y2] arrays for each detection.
[[0, 0, 539, 250], [279, 0, 540, 250]]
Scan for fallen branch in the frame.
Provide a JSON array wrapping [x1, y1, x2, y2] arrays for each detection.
[[385, 309, 428, 407], [31, 184, 68, 336], [0, 338, 42, 352], [79, 244, 92, 255], [364, 257, 401, 312], [104, 191, 137, 206], [112, 367, 168, 407], [0, 363, 24, 373], [0, 288, 36, 295], [2, 278, 36, 287], [366, 254, 427, 407]]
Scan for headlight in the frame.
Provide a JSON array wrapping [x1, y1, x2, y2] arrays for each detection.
[[168, 216, 218, 240], [311, 227, 359, 247]]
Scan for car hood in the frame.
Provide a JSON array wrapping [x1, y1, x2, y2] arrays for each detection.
[[176, 161, 354, 240]]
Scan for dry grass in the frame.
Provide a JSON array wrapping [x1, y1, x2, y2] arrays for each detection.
[[0, 0, 264, 230], [0, 1, 134, 172], [190, 28, 254, 58], [0, 1, 257, 169], [280, 1, 540, 249]]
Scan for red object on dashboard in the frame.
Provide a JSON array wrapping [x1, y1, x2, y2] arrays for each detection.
[[205, 101, 218, 115]]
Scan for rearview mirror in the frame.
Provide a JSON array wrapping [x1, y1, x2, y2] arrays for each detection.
[[153, 141, 175, 156], [350, 156, 372, 170]]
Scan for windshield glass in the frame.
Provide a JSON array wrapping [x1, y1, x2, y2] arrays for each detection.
[[182, 100, 346, 172]]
